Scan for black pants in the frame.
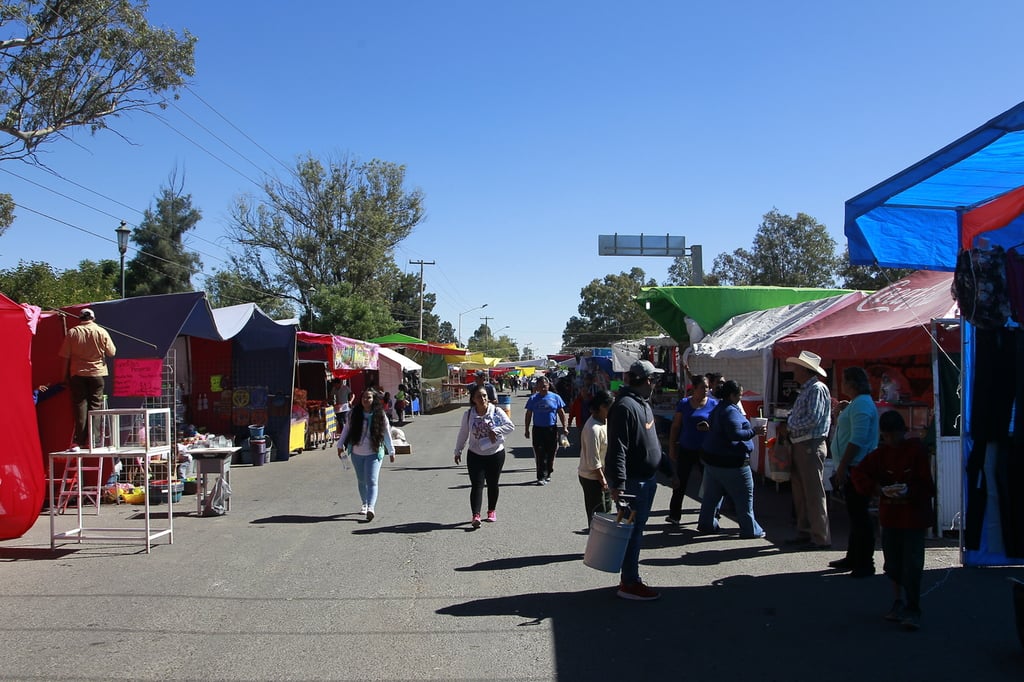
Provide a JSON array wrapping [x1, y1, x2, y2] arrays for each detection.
[[70, 375, 105, 446], [467, 450, 505, 515], [668, 447, 703, 521], [532, 426, 558, 480], [843, 475, 875, 570], [578, 475, 611, 527]]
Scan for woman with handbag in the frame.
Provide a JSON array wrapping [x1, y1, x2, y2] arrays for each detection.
[[697, 380, 767, 539]]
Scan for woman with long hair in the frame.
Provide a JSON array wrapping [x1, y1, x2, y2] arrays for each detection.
[[337, 390, 396, 521], [454, 384, 515, 528]]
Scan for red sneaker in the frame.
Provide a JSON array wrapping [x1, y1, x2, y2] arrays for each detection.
[[486, 510, 497, 522], [616, 580, 660, 601], [471, 513, 481, 529]]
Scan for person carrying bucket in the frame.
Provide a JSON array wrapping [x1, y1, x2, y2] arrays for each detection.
[[606, 360, 671, 601]]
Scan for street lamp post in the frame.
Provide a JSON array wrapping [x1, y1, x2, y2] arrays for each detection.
[[306, 287, 316, 331], [115, 221, 131, 299], [458, 303, 487, 346]]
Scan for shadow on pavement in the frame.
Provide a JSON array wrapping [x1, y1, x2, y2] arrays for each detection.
[[455, 552, 584, 572], [351, 521, 467, 535], [250, 513, 353, 524], [438, 566, 1024, 680]]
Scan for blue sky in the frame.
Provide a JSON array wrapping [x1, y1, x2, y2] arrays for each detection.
[[3, 1, 1024, 356]]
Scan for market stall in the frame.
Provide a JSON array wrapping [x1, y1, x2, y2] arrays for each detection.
[[844, 100, 1024, 566]]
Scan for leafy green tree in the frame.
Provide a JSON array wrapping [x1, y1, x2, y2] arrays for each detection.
[[435, 320, 457, 345], [519, 344, 535, 361], [837, 247, 915, 290], [665, 253, 721, 286], [203, 268, 294, 319], [124, 173, 202, 296], [467, 324, 518, 360], [0, 259, 119, 308], [0, 0, 195, 237], [710, 208, 840, 287], [226, 153, 427, 336], [561, 268, 664, 351], [310, 282, 398, 339], [389, 270, 439, 340]]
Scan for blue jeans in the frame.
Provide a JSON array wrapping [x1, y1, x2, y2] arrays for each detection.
[[697, 464, 762, 538], [351, 453, 382, 509], [620, 475, 657, 585]]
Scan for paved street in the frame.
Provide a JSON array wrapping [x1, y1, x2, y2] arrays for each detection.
[[2, 392, 1022, 681]]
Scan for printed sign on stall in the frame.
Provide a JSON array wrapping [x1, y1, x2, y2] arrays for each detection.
[[113, 358, 164, 397]]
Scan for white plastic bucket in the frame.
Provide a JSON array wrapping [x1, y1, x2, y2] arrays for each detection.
[[583, 512, 634, 572]]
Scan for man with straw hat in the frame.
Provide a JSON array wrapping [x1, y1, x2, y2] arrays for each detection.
[[778, 350, 832, 550]]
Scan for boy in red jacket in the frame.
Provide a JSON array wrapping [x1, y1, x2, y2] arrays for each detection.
[[852, 410, 935, 631]]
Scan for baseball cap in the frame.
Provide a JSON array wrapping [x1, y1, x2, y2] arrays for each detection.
[[628, 360, 664, 379], [80, 308, 95, 320]]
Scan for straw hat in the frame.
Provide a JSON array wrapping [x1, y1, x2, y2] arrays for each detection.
[[786, 350, 827, 378]]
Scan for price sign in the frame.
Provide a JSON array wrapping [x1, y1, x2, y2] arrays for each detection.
[[113, 358, 163, 397]]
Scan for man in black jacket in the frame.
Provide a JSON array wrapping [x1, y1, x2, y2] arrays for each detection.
[[607, 360, 666, 600]]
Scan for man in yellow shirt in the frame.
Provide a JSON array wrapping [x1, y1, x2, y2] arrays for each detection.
[[59, 308, 116, 450]]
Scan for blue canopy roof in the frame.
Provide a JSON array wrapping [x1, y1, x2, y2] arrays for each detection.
[[846, 100, 1024, 269]]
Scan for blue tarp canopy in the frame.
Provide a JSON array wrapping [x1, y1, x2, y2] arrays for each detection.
[[846, 100, 1024, 269], [844, 100, 1024, 568]]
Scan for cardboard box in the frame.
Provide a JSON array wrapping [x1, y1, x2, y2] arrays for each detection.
[[394, 444, 412, 455]]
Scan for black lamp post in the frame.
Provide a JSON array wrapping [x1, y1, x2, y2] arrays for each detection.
[[115, 220, 131, 299]]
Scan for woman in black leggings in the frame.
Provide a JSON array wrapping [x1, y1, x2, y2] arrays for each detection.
[[454, 385, 516, 528]]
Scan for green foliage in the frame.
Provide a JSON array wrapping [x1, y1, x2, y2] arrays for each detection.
[[310, 282, 399, 340], [837, 247, 915, 290], [436, 320, 457, 345], [203, 268, 294, 319], [710, 208, 840, 287], [226, 153, 427, 332], [0, 191, 13, 237], [124, 173, 202, 296], [388, 270, 439, 340], [0, 258, 119, 307], [0, 0, 196, 161], [467, 323, 519, 361], [561, 267, 664, 351]]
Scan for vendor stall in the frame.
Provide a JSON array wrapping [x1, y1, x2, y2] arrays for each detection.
[[845, 99, 1024, 566]]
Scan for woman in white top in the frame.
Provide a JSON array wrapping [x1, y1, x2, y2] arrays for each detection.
[[338, 390, 395, 521], [454, 385, 516, 528], [578, 389, 615, 529]]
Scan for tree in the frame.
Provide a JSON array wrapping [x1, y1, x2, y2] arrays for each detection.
[[436, 321, 457, 345], [519, 344, 535, 361], [0, 258, 119, 308], [837, 247, 915, 290], [203, 268, 294, 319], [665, 253, 721, 286], [226, 153, 427, 335], [561, 268, 664, 351], [467, 323, 518, 361], [389, 270, 439, 341], [0, 0, 195, 237], [124, 173, 202, 296], [0, 0, 196, 161], [709, 208, 841, 287], [310, 282, 398, 340]]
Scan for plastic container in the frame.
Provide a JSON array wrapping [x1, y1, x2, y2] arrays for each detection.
[[583, 512, 634, 572], [248, 424, 265, 439], [148, 480, 184, 504], [497, 394, 512, 416], [250, 437, 267, 466]]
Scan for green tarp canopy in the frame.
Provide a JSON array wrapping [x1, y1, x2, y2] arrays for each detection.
[[635, 286, 857, 345], [367, 333, 427, 345]]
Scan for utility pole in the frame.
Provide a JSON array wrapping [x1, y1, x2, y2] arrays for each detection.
[[480, 315, 493, 343], [409, 259, 435, 339]]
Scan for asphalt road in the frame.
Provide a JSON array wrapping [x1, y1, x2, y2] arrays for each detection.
[[2, 392, 1022, 681]]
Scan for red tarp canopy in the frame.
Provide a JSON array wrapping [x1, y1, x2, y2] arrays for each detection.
[[773, 270, 959, 361]]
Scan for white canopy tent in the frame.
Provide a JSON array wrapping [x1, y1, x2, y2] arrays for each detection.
[[377, 346, 422, 398], [685, 293, 862, 398]]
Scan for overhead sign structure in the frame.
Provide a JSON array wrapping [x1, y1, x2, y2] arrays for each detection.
[[598, 233, 687, 257], [598, 233, 703, 284]]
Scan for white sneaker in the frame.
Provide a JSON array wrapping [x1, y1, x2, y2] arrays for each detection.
[[366, 508, 375, 522], [68, 445, 81, 453], [360, 504, 368, 514]]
